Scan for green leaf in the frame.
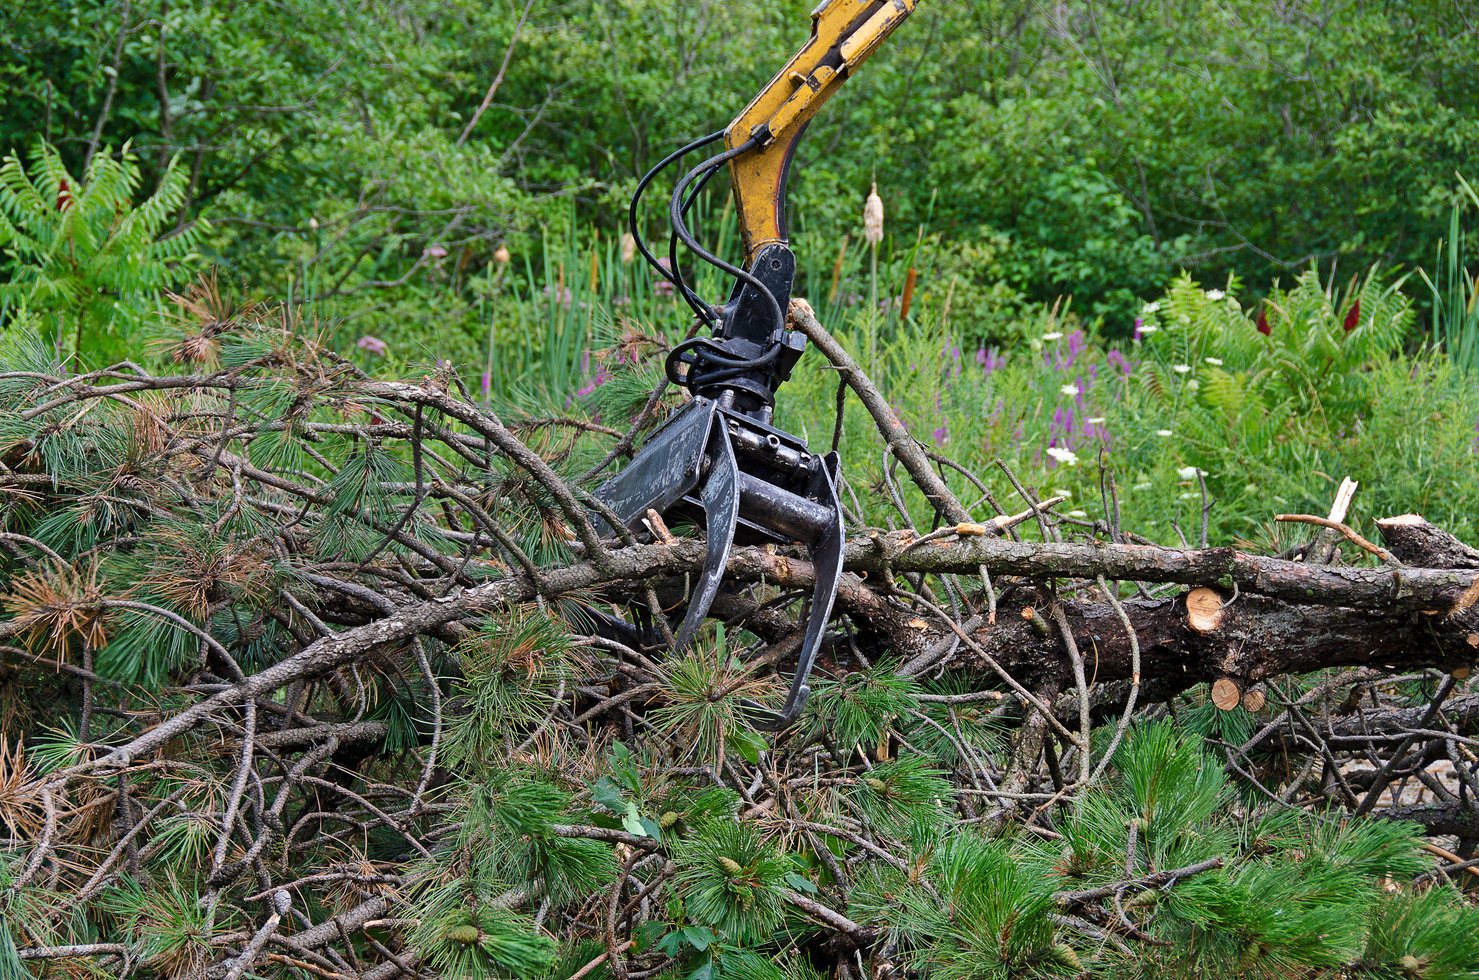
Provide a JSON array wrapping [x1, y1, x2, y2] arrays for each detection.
[[682, 927, 716, 952], [727, 728, 767, 766], [634, 921, 667, 953], [783, 872, 817, 894], [591, 776, 628, 815], [621, 801, 648, 838]]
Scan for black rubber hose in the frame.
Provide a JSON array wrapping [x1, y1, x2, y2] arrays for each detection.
[[667, 137, 781, 339], [663, 335, 782, 388], [628, 129, 726, 322], [667, 162, 724, 321]]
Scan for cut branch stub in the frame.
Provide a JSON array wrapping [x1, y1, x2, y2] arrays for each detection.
[[1211, 677, 1241, 711], [1376, 514, 1479, 570], [1186, 587, 1224, 633]]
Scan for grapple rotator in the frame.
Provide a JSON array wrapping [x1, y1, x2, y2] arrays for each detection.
[[591, 0, 918, 729]]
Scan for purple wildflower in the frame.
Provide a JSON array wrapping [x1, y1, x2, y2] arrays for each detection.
[[576, 363, 608, 398], [653, 257, 675, 298], [357, 336, 388, 356]]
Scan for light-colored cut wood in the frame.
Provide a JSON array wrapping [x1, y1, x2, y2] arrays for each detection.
[[1211, 677, 1241, 711], [1241, 688, 1266, 712], [1327, 478, 1358, 525], [1186, 587, 1224, 632]]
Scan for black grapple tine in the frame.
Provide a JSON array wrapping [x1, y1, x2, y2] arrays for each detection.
[[746, 451, 845, 730], [674, 424, 740, 652]]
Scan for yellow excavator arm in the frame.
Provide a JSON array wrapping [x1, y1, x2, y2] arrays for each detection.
[[726, 0, 919, 263], [594, 0, 920, 730]]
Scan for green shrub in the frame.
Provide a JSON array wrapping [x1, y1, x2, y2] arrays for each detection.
[[0, 142, 207, 368]]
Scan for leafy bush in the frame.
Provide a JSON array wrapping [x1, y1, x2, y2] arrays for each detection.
[[0, 143, 207, 368]]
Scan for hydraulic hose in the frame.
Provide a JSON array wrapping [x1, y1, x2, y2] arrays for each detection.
[[628, 129, 726, 324], [667, 137, 783, 339]]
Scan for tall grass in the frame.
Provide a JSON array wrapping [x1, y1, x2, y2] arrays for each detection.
[[1419, 176, 1479, 372], [485, 183, 941, 414]]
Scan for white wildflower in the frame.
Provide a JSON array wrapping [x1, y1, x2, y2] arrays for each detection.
[[1155, 429, 1173, 437], [1186, 379, 1200, 391], [1045, 447, 1079, 465], [1043, 331, 1064, 341], [1172, 364, 1191, 374], [1177, 466, 1204, 480], [1133, 482, 1153, 491], [1205, 289, 1225, 300], [1179, 492, 1201, 500], [1060, 383, 1080, 397], [1141, 301, 1161, 315], [1137, 324, 1158, 335], [1205, 357, 1223, 365], [1068, 510, 1088, 518], [1087, 416, 1106, 424]]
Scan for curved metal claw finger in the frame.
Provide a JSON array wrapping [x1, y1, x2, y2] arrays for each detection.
[[748, 451, 845, 731], [674, 427, 740, 652]]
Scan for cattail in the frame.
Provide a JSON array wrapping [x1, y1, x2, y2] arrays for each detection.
[[494, 245, 511, 264], [590, 244, 599, 293], [1343, 297, 1360, 332], [899, 267, 918, 319], [828, 234, 849, 304], [863, 183, 883, 245], [620, 231, 636, 264], [1256, 308, 1271, 336]]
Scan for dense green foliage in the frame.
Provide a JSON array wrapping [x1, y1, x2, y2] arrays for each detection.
[[6, 2, 1479, 978], [3, 0, 1479, 354], [0, 141, 207, 367]]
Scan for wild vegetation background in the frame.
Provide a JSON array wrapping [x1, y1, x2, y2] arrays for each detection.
[[6, 2, 1479, 979]]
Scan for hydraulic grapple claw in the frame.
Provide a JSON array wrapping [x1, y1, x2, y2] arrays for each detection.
[[591, 0, 923, 728], [594, 396, 844, 727]]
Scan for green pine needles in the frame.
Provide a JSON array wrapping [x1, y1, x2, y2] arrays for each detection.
[[5, 267, 1479, 979]]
